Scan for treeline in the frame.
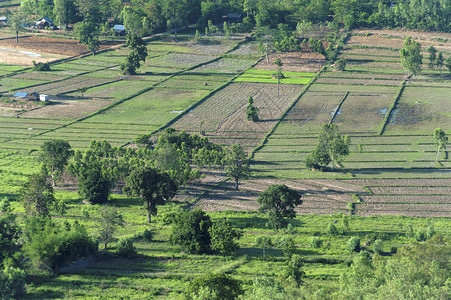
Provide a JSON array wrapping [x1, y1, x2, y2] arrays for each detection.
[[18, 0, 451, 34]]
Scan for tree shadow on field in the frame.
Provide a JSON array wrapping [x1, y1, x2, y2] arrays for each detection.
[[348, 167, 449, 175], [226, 216, 304, 230], [110, 197, 142, 208]]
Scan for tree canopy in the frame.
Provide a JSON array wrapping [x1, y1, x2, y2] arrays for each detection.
[[400, 36, 423, 76], [257, 184, 302, 230], [39, 139, 73, 187]]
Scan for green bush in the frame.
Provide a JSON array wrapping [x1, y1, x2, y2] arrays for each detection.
[[310, 237, 323, 248], [326, 223, 339, 235], [142, 229, 154, 242], [32, 61, 51, 71], [186, 273, 243, 300], [116, 237, 137, 258], [0, 267, 26, 300], [346, 236, 361, 252], [23, 217, 97, 271], [373, 239, 383, 254], [170, 209, 212, 254]]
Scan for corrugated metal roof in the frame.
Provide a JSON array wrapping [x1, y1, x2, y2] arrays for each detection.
[[113, 25, 125, 31], [14, 92, 28, 98]]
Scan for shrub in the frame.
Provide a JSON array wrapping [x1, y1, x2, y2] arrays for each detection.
[[278, 236, 296, 258], [326, 223, 339, 235], [209, 218, 242, 255], [373, 239, 383, 254], [415, 229, 427, 242], [186, 273, 243, 300], [310, 237, 322, 248], [170, 209, 212, 254], [0, 267, 26, 300], [283, 254, 305, 286], [23, 217, 97, 271], [32, 61, 51, 71], [347, 236, 361, 252], [116, 237, 137, 258], [142, 228, 154, 242]]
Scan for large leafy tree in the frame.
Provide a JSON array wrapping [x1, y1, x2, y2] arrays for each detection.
[[20, 170, 55, 217], [257, 184, 302, 230], [39, 139, 73, 187], [123, 166, 177, 223], [76, 17, 100, 55], [162, 0, 188, 39], [224, 144, 251, 190], [120, 35, 148, 75], [433, 128, 448, 162], [170, 209, 212, 254], [400, 36, 423, 76], [98, 206, 124, 249], [7, 9, 28, 43], [209, 218, 242, 256], [306, 123, 350, 170]]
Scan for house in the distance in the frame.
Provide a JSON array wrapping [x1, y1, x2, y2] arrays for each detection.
[[35, 17, 55, 29], [113, 25, 126, 36], [0, 16, 7, 27], [14, 92, 40, 101], [223, 14, 243, 24]]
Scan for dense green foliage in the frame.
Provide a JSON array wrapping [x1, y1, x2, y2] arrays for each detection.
[[120, 35, 148, 75], [257, 184, 302, 230], [306, 124, 350, 170], [209, 218, 242, 255], [39, 139, 73, 187], [32, 61, 51, 71], [98, 206, 124, 249], [186, 272, 243, 300], [246, 96, 259, 122], [400, 36, 423, 76], [170, 209, 213, 254], [224, 144, 251, 190], [0, 267, 26, 300], [20, 170, 55, 217], [23, 217, 97, 271]]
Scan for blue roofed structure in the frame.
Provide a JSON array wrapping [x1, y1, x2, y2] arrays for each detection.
[[14, 92, 28, 98]]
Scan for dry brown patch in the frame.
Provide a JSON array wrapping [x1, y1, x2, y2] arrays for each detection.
[[19, 96, 113, 119], [255, 52, 324, 73]]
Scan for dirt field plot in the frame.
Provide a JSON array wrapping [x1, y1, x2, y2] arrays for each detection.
[[10, 72, 69, 82], [333, 93, 395, 133], [228, 41, 260, 56], [308, 84, 397, 94], [192, 58, 256, 74], [356, 203, 451, 217], [367, 186, 451, 195], [316, 78, 401, 86], [347, 35, 404, 49], [341, 47, 399, 57], [86, 87, 209, 126], [255, 52, 324, 73], [22, 77, 116, 95], [386, 86, 451, 133], [345, 178, 451, 187], [235, 69, 314, 84], [19, 98, 113, 120], [150, 53, 215, 69], [319, 72, 404, 80], [0, 36, 120, 57], [65, 80, 150, 101], [275, 91, 346, 135], [172, 83, 303, 144], [0, 78, 48, 92]]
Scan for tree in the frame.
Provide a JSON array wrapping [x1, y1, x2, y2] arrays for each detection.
[[7, 9, 27, 43], [274, 58, 284, 97], [400, 36, 422, 76], [0, 211, 21, 266], [76, 18, 100, 55], [123, 166, 177, 224], [255, 235, 272, 257], [20, 170, 55, 217], [246, 96, 259, 122], [53, 0, 72, 28], [76, 161, 114, 204], [335, 58, 346, 71], [283, 254, 305, 286], [436, 51, 445, 71], [39, 139, 73, 187], [170, 209, 212, 254], [120, 35, 148, 75], [0, 267, 26, 299], [224, 144, 251, 190], [186, 273, 243, 300], [306, 124, 350, 170], [162, 0, 188, 39], [257, 184, 302, 230], [427, 45, 437, 69], [78, 87, 88, 97], [98, 206, 124, 249], [433, 128, 448, 162], [116, 237, 137, 258], [121, 6, 146, 36], [209, 218, 242, 255], [446, 57, 451, 73], [346, 236, 361, 252]]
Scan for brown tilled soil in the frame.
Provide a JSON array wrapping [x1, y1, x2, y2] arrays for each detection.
[[0, 35, 120, 56], [18, 96, 113, 119], [255, 52, 325, 73]]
